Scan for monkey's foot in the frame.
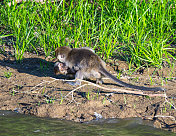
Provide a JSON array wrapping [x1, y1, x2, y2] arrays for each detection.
[[96, 79, 103, 84], [65, 81, 81, 86]]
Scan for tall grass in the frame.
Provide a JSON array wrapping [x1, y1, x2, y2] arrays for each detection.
[[0, 0, 175, 67]]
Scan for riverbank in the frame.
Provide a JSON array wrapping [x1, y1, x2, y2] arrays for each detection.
[[0, 47, 175, 133]]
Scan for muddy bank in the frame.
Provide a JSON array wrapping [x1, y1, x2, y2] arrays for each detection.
[[0, 46, 176, 132]]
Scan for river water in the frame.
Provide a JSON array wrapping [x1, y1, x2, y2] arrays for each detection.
[[0, 110, 174, 136]]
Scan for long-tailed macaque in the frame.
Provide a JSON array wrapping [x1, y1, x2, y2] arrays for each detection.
[[54, 61, 75, 79], [55, 46, 164, 91]]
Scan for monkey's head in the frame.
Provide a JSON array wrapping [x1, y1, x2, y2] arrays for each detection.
[[54, 62, 68, 75], [55, 46, 72, 62]]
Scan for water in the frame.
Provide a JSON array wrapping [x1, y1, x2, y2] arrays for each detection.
[[0, 111, 174, 136]]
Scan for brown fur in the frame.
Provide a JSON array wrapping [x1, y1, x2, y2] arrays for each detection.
[[54, 62, 68, 75], [55, 46, 164, 91]]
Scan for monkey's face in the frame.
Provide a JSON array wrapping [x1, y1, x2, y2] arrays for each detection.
[[54, 62, 68, 75], [57, 54, 66, 63]]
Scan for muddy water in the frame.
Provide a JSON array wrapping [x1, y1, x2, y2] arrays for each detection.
[[0, 111, 174, 136]]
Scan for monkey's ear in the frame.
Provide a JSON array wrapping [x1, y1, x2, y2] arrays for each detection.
[[55, 47, 59, 52]]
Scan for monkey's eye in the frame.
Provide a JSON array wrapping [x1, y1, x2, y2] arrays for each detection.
[[61, 55, 64, 58]]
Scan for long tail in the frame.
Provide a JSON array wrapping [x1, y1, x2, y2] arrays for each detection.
[[99, 66, 165, 91]]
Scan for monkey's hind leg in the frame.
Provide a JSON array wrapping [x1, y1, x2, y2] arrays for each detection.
[[92, 70, 103, 84], [65, 70, 84, 86]]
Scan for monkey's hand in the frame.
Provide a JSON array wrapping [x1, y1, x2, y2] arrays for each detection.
[[68, 68, 77, 74], [73, 66, 80, 71]]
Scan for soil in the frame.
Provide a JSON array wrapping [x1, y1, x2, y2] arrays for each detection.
[[0, 45, 176, 133]]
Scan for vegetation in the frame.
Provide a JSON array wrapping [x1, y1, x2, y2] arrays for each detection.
[[0, 0, 175, 68], [4, 71, 13, 78]]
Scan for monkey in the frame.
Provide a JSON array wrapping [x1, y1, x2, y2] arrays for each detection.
[[55, 46, 165, 91], [54, 62, 69, 75], [54, 61, 76, 79], [54, 47, 94, 77]]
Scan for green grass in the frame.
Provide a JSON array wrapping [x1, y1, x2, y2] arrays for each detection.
[[4, 71, 13, 78], [0, 0, 175, 68]]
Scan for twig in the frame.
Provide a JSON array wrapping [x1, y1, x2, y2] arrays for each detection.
[[30, 78, 63, 92], [30, 80, 49, 91], [154, 115, 175, 120], [64, 84, 87, 98], [165, 96, 176, 110], [63, 79, 167, 97], [25, 77, 167, 98], [144, 115, 175, 120], [24, 77, 176, 111]]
